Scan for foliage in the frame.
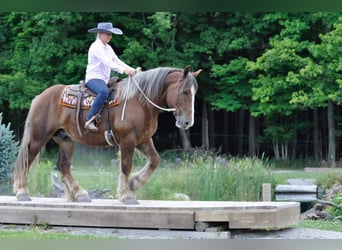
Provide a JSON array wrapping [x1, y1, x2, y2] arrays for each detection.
[[316, 173, 342, 190], [31, 149, 276, 201], [137, 150, 276, 201], [0, 112, 18, 184], [290, 15, 342, 107], [329, 196, 342, 217], [28, 149, 342, 204], [1, 12, 342, 161], [27, 161, 54, 197]]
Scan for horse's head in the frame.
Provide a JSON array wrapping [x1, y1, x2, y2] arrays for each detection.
[[166, 66, 202, 130]]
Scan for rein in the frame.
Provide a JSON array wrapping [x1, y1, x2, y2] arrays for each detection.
[[121, 75, 177, 121]]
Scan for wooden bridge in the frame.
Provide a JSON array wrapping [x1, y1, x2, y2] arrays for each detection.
[[0, 196, 300, 231]]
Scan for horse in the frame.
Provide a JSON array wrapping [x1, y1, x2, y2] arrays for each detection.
[[13, 66, 202, 204]]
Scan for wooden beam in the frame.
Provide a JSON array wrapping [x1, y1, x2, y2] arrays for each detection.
[[0, 206, 195, 229], [0, 196, 300, 230]]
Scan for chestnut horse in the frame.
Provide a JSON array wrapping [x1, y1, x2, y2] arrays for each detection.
[[13, 66, 201, 204]]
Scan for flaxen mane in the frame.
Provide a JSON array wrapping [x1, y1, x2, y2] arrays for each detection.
[[120, 67, 181, 103]]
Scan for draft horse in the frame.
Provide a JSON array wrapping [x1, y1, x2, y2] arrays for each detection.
[[13, 66, 201, 204]]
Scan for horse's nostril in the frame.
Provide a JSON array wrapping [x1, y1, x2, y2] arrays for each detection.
[[184, 121, 190, 126]]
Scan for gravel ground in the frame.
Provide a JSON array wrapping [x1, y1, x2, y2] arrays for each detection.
[[231, 228, 342, 239], [29, 226, 342, 239], [2, 224, 342, 239]]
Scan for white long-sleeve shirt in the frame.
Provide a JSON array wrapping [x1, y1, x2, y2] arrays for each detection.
[[85, 38, 131, 83]]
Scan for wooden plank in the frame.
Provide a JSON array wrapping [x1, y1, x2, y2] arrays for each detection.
[[0, 196, 300, 230], [262, 183, 272, 201], [0, 206, 195, 229], [276, 193, 317, 202], [287, 178, 315, 185], [275, 184, 317, 193], [195, 204, 300, 229], [275, 205, 301, 228]]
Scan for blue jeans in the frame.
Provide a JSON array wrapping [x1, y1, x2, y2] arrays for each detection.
[[85, 79, 110, 122]]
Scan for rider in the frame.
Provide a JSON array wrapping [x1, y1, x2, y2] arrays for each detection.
[[84, 22, 136, 131]]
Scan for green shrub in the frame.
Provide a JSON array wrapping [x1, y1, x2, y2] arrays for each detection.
[[0, 113, 18, 186], [329, 196, 342, 217]]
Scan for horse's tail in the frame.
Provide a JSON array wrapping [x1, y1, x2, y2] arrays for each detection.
[[13, 97, 36, 193]]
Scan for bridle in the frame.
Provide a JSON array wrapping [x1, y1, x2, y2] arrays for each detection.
[[121, 74, 177, 121]]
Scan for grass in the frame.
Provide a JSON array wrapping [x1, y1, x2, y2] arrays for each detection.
[[5, 148, 342, 238], [27, 148, 342, 202], [30, 149, 278, 201], [295, 220, 342, 232], [0, 228, 118, 239]]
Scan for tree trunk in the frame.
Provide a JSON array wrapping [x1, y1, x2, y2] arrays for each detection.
[[248, 114, 256, 157], [313, 106, 321, 162], [223, 112, 229, 153], [327, 101, 336, 167], [238, 109, 244, 156], [273, 142, 280, 160], [291, 113, 297, 160], [201, 101, 209, 150], [208, 105, 215, 149], [179, 128, 191, 151], [281, 143, 288, 161]]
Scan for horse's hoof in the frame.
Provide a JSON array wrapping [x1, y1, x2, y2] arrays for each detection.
[[123, 198, 139, 205], [16, 194, 32, 201], [75, 194, 92, 203]]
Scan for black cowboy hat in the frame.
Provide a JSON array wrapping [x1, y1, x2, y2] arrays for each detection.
[[88, 22, 123, 35]]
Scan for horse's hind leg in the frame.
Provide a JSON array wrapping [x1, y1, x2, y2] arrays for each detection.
[[14, 116, 50, 201], [129, 138, 160, 193], [53, 130, 91, 202], [14, 140, 43, 201]]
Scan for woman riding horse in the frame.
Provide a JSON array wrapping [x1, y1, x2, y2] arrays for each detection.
[[84, 22, 136, 131]]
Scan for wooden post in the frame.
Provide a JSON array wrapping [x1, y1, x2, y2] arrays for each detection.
[[262, 183, 271, 202]]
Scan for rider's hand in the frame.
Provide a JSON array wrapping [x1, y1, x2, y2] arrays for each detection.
[[124, 68, 136, 77]]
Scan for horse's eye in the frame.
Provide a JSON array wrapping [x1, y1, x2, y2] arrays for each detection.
[[182, 91, 188, 96]]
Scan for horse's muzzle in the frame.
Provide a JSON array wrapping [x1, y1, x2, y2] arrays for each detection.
[[175, 113, 194, 129]]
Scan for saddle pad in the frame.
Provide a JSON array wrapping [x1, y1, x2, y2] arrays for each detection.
[[59, 85, 121, 110]]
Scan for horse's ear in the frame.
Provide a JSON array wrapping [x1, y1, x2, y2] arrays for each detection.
[[193, 69, 202, 78], [183, 65, 191, 77]]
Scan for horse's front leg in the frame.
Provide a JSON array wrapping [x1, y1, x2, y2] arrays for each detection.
[[129, 138, 160, 193], [117, 141, 138, 204]]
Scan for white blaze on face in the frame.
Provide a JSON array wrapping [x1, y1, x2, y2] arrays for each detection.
[[190, 85, 196, 127]]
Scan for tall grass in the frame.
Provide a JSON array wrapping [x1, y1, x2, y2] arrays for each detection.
[[28, 161, 54, 197], [137, 150, 276, 201], [28, 149, 276, 201]]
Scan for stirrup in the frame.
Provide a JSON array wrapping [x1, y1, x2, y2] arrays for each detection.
[[104, 130, 117, 146]]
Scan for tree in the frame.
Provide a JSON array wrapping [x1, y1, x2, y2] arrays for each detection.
[[0, 113, 18, 187], [0, 12, 89, 132], [290, 15, 342, 165], [248, 13, 316, 160]]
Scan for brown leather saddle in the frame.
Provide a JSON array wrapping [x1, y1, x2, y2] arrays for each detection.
[[59, 77, 121, 145], [59, 77, 121, 110]]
